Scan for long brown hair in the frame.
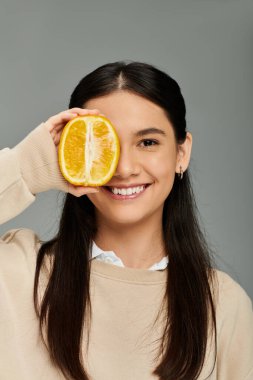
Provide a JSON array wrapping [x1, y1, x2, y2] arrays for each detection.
[[33, 60, 218, 380]]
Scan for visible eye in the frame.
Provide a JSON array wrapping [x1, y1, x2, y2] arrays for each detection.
[[139, 139, 159, 148]]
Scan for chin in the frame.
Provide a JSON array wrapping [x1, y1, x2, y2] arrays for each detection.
[[99, 210, 149, 226]]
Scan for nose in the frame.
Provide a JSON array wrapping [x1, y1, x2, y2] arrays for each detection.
[[113, 147, 141, 179]]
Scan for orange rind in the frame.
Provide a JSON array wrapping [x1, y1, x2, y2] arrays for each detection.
[[58, 115, 120, 186]]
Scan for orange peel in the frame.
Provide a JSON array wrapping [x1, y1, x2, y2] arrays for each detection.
[[58, 114, 120, 186]]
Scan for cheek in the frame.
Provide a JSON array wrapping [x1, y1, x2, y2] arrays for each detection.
[[147, 152, 177, 201], [144, 151, 177, 181]]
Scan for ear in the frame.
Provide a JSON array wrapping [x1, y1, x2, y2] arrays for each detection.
[[175, 132, 193, 174]]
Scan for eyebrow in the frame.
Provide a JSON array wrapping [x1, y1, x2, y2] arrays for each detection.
[[133, 127, 167, 137]]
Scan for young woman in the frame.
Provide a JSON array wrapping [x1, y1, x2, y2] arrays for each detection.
[[0, 61, 252, 380]]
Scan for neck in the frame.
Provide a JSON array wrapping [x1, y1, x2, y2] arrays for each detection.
[[94, 215, 167, 269]]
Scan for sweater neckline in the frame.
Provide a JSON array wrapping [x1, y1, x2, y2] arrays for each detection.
[[90, 259, 168, 284], [91, 240, 169, 271]]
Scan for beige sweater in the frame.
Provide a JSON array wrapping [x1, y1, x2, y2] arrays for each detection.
[[0, 123, 253, 380]]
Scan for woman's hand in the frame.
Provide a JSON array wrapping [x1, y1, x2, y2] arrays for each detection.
[[44, 108, 104, 197]]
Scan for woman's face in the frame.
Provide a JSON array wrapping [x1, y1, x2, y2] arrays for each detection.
[[84, 90, 191, 227]]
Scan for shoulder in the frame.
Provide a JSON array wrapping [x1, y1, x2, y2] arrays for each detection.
[[213, 269, 253, 329], [215, 269, 252, 305], [210, 273, 253, 378], [0, 227, 42, 250], [0, 228, 42, 273]]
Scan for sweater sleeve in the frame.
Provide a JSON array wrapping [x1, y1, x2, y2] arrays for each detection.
[[216, 271, 253, 379], [0, 122, 69, 225]]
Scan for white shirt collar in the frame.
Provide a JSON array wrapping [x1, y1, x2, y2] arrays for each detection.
[[91, 241, 169, 271]]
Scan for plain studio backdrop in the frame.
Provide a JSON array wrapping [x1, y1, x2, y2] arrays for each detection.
[[0, 0, 252, 300]]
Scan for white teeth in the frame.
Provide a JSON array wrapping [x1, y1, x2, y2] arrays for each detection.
[[111, 185, 145, 195]]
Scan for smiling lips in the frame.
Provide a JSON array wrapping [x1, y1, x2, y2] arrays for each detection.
[[104, 183, 152, 188], [102, 183, 152, 199]]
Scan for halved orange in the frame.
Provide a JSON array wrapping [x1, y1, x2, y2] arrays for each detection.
[[58, 114, 120, 186]]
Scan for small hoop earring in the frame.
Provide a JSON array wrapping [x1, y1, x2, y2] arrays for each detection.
[[177, 165, 184, 180]]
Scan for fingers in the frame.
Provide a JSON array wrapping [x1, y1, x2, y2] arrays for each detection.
[[69, 107, 102, 114], [45, 108, 105, 132], [67, 184, 100, 197]]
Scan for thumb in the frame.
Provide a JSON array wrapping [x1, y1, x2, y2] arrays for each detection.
[[67, 184, 100, 197]]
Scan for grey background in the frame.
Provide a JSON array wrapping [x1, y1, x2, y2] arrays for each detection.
[[0, 0, 252, 299]]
